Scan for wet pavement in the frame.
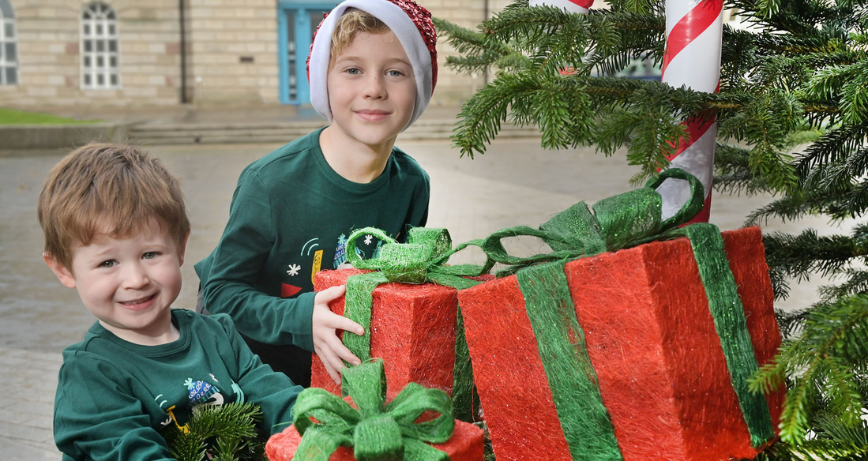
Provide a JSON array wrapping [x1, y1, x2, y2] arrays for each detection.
[[0, 135, 857, 459]]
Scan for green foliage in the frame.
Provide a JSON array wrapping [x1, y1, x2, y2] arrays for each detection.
[[437, 0, 868, 458], [0, 107, 100, 125], [749, 296, 868, 445], [162, 402, 267, 461]]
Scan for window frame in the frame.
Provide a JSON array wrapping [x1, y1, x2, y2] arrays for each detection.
[[0, 0, 18, 85], [80, 2, 120, 90]]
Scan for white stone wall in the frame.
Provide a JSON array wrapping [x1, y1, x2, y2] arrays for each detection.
[[185, 0, 278, 106], [0, 0, 182, 107]]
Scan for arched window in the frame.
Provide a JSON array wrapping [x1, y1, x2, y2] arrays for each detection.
[[0, 0, 17, 85], [81, 2, 119, 89]]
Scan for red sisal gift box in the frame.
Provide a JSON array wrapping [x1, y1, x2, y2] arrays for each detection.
[[457, 226, 784, 461], [311, 269, 488, 402]]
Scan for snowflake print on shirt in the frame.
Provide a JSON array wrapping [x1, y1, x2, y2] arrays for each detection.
[[364, 234, 373, 245], [286, 264, 301, 276]]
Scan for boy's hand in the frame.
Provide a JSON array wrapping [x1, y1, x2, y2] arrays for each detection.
[[311, 285, 364, 385]]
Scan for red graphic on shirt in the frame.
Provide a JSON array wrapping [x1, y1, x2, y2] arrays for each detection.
[[281, 283, 302, 298]]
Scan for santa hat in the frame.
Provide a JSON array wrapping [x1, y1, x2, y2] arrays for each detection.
[[307, 0, 438, 130]]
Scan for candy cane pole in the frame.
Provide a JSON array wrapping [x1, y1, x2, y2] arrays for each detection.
[[529, 0, 593, 15], [656, 0, 723, 222]]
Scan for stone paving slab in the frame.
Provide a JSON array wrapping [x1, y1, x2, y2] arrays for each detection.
[[0, 347, 62, 459]]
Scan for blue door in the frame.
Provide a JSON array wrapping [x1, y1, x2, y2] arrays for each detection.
[[278, 1, 337, 105]]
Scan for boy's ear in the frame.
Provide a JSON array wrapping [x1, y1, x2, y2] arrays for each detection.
[[177, 231, 190, 266], [43, 253, 76, 289]]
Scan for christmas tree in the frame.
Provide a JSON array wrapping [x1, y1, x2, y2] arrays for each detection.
[[435, 0, 868, 458]]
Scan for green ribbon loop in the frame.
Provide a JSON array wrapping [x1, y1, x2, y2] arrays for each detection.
[[481, 168, 705, 275], [346, 227, 492, 284], [293, 359, 454, 461], [341, 227, 492, 422]]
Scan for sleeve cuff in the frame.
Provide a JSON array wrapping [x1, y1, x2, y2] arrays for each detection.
[[290, 291, 317, 351]]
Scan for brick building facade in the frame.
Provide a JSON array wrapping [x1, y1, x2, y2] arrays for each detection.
[[0, 0, 512, 108]]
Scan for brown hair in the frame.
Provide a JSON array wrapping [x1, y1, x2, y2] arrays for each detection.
[[37, 143, 190, 270], [330, 9, 390, 57]]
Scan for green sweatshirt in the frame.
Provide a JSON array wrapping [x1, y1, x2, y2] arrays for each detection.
[[53, 309, 302, 461], [195, 128, 430, 352]]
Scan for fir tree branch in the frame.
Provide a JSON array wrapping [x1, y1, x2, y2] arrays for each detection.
[[762, 229, 865, 281], [165, 403, 266, 461], [433, 17, 519, 74], [798, 123, 868, 173], [778, 433, 868, 460], [731, 0, 846, 35], [751, 295, 868, 444], [714, 143, 777, 196], [776, 308, 810, 341]]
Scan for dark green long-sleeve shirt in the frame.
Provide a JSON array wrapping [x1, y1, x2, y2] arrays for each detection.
[[54, 309, 302, 461], [195, 128, 430, 353]]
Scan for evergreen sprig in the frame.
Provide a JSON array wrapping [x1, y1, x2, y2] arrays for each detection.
[[162, 402, 266, 461], [762, 229, 868, 299], [750, 296, 868, 444]]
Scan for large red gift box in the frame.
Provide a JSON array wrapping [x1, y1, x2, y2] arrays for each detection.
[[311, 269, 487, 402], [457, 226, 784, 461], [265, 417, 484, 461]]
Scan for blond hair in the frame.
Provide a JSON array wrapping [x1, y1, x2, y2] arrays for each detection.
[[330, 9, 391, 57], [37, 143, 190, 270]]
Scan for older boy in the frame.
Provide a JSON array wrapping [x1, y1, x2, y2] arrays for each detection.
[[195, 0, 436, 387], [39, 144, 303, 460]]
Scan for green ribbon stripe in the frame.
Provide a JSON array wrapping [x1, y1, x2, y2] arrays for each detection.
[[343, 227, 493, 422], [481, 168, 775, 455], [517, 262, 623, 461], [292, 359, 454, 461], [676, 224, 775, 446]]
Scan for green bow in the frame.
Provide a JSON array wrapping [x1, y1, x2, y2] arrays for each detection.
[[292, 359, 455, 461], [342, 227, 492, 422], [480, 168, 705, 275], [346, 227, 493, 287]]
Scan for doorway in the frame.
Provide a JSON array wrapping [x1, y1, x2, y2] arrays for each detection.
[[278, 1, 337, 105]]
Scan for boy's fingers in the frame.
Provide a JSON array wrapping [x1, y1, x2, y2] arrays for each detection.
[[329, 337, 361, 367], [317, 285, 346, 302], [315, 344, 344, 385], [329, 314, 364, 336], [326, 361, 342, 385]]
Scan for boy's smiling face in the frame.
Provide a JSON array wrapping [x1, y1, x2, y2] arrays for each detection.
[[326, 29, 417, 153], [44, 218, 187, 345]]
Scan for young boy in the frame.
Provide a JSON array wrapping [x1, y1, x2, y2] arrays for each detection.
[[194, 0, 437, 387], [39, 144, 303, 460]]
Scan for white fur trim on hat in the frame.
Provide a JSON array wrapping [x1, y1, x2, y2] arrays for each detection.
[[308, 0, 434, 130]]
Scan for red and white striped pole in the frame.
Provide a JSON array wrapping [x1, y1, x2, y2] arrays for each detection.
[[657, 0, 724, 222], [529, 0, 593, 15]]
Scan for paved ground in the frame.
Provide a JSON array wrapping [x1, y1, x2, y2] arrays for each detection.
[[0, 109, 857, 458]]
